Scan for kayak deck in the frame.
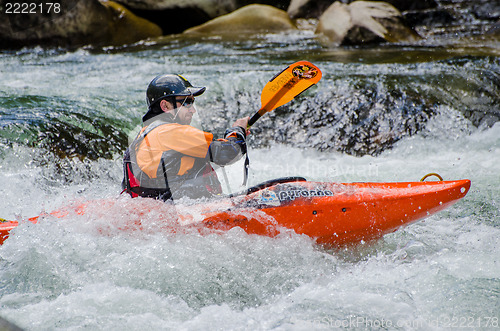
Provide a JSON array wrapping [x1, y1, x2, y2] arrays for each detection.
[[179, 179, 471, 246]]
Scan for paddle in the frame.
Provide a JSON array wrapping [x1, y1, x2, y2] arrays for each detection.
[[239, 61, 322, 186], [247, 60, 322, 128]]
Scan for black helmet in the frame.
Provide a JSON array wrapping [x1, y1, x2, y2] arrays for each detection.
[[146, 74, 206, 107]]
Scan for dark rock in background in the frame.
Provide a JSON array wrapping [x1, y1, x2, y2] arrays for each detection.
[[0, 0, 498, 49], [114, 0, 291, 35], [0, 0, 161, 49], [288, 0, 334, 19]]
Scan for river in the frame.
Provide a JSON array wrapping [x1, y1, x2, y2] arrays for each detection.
[[0, 29, 499, 330]]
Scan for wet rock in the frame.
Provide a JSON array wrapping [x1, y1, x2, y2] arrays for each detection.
[[0, 0, 161, 49], [287, 0, 334, 19], [386, 0, 454, 32], [288, 0, 439, 19], [248, 84, 437, 156], [315, 1, 421, 46], [403, 8, 455, 28], [465, 0, 500, 21], [114, 0, 291, 35], [460, 69, 500, 128], [184, 4, 297, 35], [486, 20, 500, 35], [114, 0, 237, 34], [382, 0, 438, 12], [465, 110, 500, 129], [115, 0, 290, 14], [0, 0, 103, 49], [102, 1, 162, 45]]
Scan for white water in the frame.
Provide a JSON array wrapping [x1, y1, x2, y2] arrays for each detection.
[[1, 121, 499, 330], [1, 42, 499, 330]]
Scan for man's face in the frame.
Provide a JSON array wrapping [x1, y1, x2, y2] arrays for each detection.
[[160, 97, 196, 125], [174, 97, 196, 125]]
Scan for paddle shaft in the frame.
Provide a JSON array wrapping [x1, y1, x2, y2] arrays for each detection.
[[248, 111, 262, 128]]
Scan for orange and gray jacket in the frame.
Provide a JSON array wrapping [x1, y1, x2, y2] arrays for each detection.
[[122, 116, 246, 200]]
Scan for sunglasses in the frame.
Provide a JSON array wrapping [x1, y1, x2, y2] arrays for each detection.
[[176, 97, 195, 107]]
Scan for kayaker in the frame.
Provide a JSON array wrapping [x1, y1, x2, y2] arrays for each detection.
[[122, 74, 249, 201]]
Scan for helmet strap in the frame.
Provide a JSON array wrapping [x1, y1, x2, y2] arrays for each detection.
[[170, 95, 193, 124], [169, 96, 182, 123]]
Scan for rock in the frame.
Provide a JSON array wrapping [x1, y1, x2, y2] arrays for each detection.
[[287, 0, 334, 19], [116, 0, 290, 15], [383, 0, 454, 29], [486, 20, 500, 36], [315, 1, 421, 46], [184, 4, 297, 35], [102, 1, 162, 45], [315, 2, 351, 44], [116, 0, 237, 15], [468, 0, 500, 21], [0, 0, 105, 48], [114, 0, 238, 34], [382, 0, 438, 12], [465, 110, 500, 129], [287, 0, 439, 19], [248, 85, 438, 157], [114, 0, 291, 35], [403, 8, 455, 28], [0, 0, 161, 49]]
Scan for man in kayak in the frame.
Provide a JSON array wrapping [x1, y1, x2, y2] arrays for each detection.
[[122, 74, 249, 201]]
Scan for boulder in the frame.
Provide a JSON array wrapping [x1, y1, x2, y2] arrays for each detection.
[[315, 1, 421, 46], [114, 0, 291, 35], [184, 4, 297, 35], [403, 8, 455, 28], [115, 0, 290, 14], [382, 0, 438, 12], [114, 0, 238, 34], [102, 1, 162, 45], [486, 20, 500, 36], [287, 0, 438, 19], [0, 0, 161, 49], [287, 0, 334, 19], [115, 0, 238, 16]]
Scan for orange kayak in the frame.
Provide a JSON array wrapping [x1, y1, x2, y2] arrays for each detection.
[[0, 177, 471, 246]]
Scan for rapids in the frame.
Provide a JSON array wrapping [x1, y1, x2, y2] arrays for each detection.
[[0, 30, 499, 330]]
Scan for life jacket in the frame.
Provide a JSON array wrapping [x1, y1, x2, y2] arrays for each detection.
[[122, 118, 223, 201]]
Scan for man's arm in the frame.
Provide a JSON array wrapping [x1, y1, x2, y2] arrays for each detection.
[[208, 117, 249, 166]]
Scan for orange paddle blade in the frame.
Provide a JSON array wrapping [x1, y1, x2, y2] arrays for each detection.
[[259, 60, 322, 115]]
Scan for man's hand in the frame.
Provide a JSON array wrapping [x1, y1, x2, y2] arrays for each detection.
[[232, 117, 251, 136]]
